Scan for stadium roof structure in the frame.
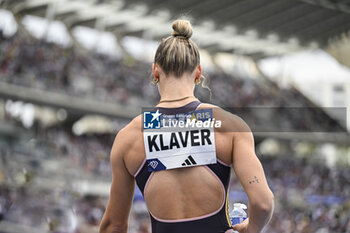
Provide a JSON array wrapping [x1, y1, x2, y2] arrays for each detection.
[[2, 0, 350, 59]]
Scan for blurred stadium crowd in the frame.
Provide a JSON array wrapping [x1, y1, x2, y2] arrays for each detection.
[[0, 31, 344, 132], [0, 28, 349, 233]]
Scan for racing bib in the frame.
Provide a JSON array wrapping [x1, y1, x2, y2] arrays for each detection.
[[143, 108, 219, 172]]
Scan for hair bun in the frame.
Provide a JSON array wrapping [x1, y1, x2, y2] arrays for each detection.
[[171, 20, 193, 39]]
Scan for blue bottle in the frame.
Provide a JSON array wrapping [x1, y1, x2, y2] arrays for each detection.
[[230, 203, 247, 226]]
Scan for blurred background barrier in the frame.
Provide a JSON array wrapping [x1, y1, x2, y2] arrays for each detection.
[[0, 0, 350, 232]]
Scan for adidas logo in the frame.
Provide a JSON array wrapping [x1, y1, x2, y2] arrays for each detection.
[[182, 155, 197, 166]]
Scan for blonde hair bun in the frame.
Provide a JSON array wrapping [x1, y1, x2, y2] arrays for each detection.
[[171, 20, 193, 39]]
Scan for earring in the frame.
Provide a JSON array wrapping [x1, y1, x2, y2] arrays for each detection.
[[153, 77, 159, 84], [195, 78, 200, 85]]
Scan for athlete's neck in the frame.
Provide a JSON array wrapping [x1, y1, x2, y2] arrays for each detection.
[[157, 75, 196, 107]]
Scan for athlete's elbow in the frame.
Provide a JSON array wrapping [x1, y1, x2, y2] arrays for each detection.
[[260, 192, 274, 214], [251, 191, 274, 215]]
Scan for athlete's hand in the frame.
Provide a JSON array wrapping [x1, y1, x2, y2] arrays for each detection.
[[232, 218, 250, 233]]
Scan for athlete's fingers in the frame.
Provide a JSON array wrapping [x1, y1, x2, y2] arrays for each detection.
[[232, 218, 249, 233], [232, 223, 243, 232]]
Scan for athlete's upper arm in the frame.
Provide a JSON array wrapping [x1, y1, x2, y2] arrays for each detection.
[[100, 130, 135, 233], [231, 117, 273, 207]]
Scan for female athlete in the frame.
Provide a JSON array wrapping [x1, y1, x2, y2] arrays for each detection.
[[99, 19, 274, 233]]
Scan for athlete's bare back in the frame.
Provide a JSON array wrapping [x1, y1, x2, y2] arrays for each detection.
[[100, 101, 274, 233], [123, 103, 233, 220]]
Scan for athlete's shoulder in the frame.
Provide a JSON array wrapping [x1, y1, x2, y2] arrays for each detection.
[[113, 114, 142, 149], [117, 114, 142, 138], [123, 114, 143, 132], [199, 103, 251, 133]]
